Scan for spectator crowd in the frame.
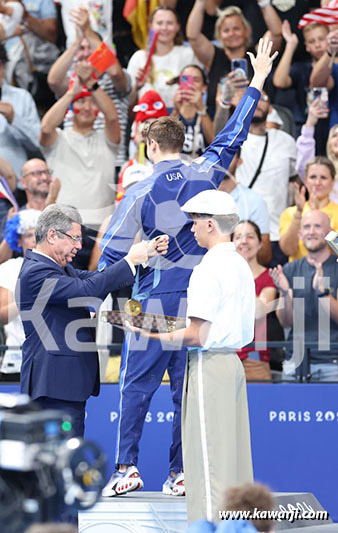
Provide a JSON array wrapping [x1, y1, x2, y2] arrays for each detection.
[[0, 0, 338, 384]]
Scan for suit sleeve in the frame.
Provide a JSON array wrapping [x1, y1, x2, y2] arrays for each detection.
[[18, 259, 135, 306], [192, 87, 260, 187]]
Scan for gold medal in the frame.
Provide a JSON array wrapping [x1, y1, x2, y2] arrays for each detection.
[[124, 299, 142, 316]]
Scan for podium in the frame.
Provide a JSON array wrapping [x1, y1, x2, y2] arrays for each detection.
[[78, 491, 338, 532]]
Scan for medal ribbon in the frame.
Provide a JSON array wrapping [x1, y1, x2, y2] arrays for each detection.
[[131, 256, 161, 302]]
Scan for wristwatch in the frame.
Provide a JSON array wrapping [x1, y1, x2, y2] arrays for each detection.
[[315, 288, 330, 298], [89, 81, 100, 92]]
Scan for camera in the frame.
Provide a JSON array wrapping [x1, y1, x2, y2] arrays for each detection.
[[0, 394, 105, 533]]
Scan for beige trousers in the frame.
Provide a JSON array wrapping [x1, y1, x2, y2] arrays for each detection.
[[182, 350, 253, 524]]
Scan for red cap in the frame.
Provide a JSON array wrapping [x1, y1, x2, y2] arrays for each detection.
[[133, 90, 168, 123]]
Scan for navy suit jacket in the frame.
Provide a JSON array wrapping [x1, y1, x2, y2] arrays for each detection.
[[16, 250, 135, 401]]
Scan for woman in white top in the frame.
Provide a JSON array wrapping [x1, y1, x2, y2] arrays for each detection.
[[127, 6, 198, 111]]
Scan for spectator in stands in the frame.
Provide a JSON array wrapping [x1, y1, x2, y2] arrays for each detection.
[[116, 89, 168, 205], [48, 6, 130, 176], [0, 1, 24, 41], [186, 2, 282, 117], [218, 151, 271, 265], [57, 0, 112, 47], [40, 69, 120, 268], [272, 210, 338, 382], [4, 0, 59, 106], [279, 156, 338, 261], [0, 43, 40, 180], [234, 90, 297, 266], [187, 482, 275, 532], [0, 209, 40, 382], [310, 27, 338, 129], [296, 98, 338, 201], [233, 221, 276, 381], [273, 20, 330, 151], [172, 64, 214, 160], [0, 158, 60, 265], [127, 6, 198, 110]]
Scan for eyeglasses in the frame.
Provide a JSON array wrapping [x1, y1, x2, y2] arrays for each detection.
[[56, 229, 83, 243], [22, 169, 53, 178]]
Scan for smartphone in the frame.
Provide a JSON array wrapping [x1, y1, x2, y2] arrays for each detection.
[[179, 74, 194, 91], [231, 58, 248, 78], [325, 230, 338, 255], [311, 87, 329, 108]]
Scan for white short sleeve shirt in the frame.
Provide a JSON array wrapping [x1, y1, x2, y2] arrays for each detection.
[[187, 242, 255, 351]]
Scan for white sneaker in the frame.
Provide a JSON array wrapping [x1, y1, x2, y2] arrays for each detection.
[[102, 465, 144, 497], [162, 471, 185, 496]]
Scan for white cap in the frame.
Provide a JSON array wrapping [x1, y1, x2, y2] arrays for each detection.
[[180, 190, 238, 216], [122, 163, 150, 190]]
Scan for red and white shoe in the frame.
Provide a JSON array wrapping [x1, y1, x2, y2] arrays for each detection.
[[102, 465, 144, 497], [162, 471, 185, 496]]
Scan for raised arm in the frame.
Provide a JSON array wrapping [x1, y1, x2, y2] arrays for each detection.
[[199, 38, 278, 182], [273, 20, 298, 89], [279, 184, 306, 257], [310, 29, 338, 89], [186, 0, 215, 71], [40, 77, 82, 147], [75, 62, 120, 144], [47, 38, 81, 97], [295, 99, 328, 181], [258, 0, 282, 53]]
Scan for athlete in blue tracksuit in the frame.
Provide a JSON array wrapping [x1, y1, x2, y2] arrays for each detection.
[[99, 85, 261, 495]]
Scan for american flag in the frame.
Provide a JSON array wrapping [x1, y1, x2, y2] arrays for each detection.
[[298, 4, 338, 29]]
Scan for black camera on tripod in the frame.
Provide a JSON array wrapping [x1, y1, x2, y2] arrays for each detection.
[[0, 394, 105, 533]]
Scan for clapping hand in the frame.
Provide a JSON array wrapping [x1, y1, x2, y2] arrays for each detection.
[[307, 256, 326, 292], [74, 61, 93, 84], [294, 182, 307, 214], [269, 265, 290, 294]]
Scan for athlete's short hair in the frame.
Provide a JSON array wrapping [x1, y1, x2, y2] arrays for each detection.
[[142, 116, 185, 153]]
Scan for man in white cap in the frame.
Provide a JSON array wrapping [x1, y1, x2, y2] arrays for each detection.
[[128, 189, 256, 524]]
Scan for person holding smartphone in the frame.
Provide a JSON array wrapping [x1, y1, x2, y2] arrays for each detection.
[[186, 1, 282, 118], [172, 64, 214, 160]]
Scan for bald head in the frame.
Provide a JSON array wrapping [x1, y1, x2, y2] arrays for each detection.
[[20, 159, 52, 200], [21, 158, 47, 178], [301, 210, 331, 232], [300, 209, 331, 253]]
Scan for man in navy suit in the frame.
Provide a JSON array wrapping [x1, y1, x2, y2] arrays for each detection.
[[16, 204, 168, 436]]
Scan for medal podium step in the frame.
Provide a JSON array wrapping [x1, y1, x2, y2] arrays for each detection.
[[78, 491, 338, 532], [78, 491, 187, 532]]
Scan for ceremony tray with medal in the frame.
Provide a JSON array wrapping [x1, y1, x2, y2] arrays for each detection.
[[101, 299, 186, 333]]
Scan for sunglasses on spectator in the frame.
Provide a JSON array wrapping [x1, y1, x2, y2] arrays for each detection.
[[22, 169, 53, 178]]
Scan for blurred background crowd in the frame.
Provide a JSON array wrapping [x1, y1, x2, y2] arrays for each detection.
[[0, 0, 338, 384]]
